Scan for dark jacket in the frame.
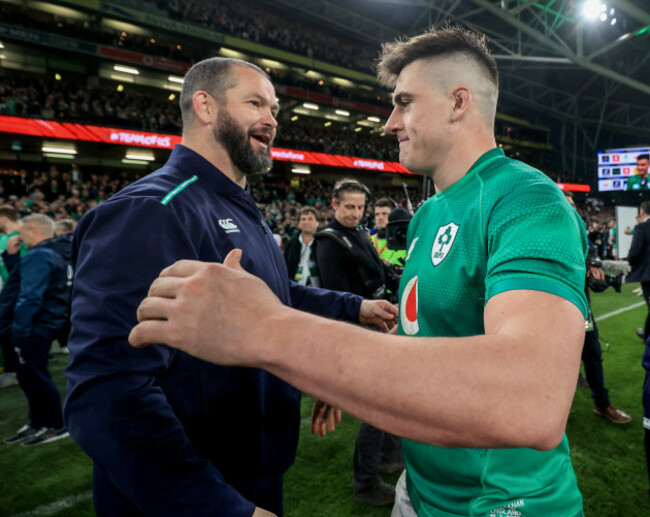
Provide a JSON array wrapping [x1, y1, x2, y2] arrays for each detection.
[[283, 233, 302, 281], [627, 219, 650, 283], [283, 233, 318, 282], [64, 145, 362, 517], [315, 219, 386, 298], [0, 234, 72, 342]]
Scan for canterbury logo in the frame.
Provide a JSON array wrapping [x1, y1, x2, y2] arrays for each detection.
[[218, 218, 240, 233]]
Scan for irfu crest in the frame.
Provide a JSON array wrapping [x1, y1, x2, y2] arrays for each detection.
[[431, 222, 459, 266]]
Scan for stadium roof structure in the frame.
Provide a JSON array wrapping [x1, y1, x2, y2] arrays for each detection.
[[259, 0, 650, 177]]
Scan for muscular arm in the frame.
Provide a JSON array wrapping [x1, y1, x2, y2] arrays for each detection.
[[262, 289, 583, 450], [131, 257, 584, 452]]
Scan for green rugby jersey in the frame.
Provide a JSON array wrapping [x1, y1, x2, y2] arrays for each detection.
[[398, 148, 588, 517]]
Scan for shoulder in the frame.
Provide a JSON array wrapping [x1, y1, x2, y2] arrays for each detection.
[[285, 235, 300, 250], [481, 157, 558, 194], [109, 167, 201, 207], [21, 247, 55, 268], [481, 159, 568, 215]]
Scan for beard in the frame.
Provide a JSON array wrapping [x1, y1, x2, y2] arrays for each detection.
[[214, 109, 273, 176]]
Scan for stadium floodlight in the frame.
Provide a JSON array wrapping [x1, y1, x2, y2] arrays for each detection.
[[0, 42, 4, 49], [324, 121, 332, 127], [42, 144, 77, 155], [335, 110, 350, 117], [599, 12, 607, 21], [260, 59, 284, 69], [168, 75, 184, 84], [302, 103, 319, 110], [367, 116, 381, 123], [611, 17, 617, 25], [291, 115, 299, 122], [109, 74, 134, 84], [220, 48, 247, 59], [44, 153, 75, 159], [291, 166, 310, 174], [582, 0, 601, 20], [113, 65, 139, 75], [125, 151, 155, 161], [354, 127, 362, 133]]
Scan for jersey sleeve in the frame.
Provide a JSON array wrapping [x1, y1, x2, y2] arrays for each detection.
[[485, 179, 588, 318]]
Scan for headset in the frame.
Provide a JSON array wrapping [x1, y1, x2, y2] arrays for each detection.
[[332, 179, 372, 227], [332, 180, 371, 200]]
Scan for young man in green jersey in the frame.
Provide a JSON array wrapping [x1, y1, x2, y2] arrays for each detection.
[[130, 27, 588, 517], [625, 154, 649, 191]]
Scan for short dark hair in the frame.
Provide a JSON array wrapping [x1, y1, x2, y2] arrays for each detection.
[[179, 57, 269, 129], [374, 197, 396, 209], [298, 206, 319, 221], [640, 201, 650, 215], [0, 205, 18, 222], [377, 26, 498, 88], [638, 154, 649, 162], [332, 178, 370, 201]]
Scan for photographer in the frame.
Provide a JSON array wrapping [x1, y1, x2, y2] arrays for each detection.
[[369, 198, 407, 268], [314, 179, 401, 507], [566, 192, 631, 424]]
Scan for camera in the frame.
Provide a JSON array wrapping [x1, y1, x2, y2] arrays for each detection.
[[385, 207, 412, 251], [586, 244, 623, 293]]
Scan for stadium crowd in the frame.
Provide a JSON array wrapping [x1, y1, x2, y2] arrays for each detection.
[[0, 73, 397, 161], [0, 164, 421, 243]]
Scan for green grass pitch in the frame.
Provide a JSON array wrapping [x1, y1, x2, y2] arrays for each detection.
[[0, 284, 647, 516]]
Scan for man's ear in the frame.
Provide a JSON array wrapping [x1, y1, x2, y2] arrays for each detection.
[[332, 198, 339, 211], [192, 91, 217, 125], [450, 87, 471, 123]]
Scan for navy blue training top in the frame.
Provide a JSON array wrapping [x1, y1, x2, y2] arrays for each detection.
[[64, 144, 362, 516]]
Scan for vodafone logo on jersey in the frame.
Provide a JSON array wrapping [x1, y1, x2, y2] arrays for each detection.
[[400, 276, 419, 335]]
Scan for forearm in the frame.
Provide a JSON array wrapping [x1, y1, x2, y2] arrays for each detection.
[[258, 306, 582, 450]]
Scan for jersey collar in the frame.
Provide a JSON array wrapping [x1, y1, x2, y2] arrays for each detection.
[[433, 147, 505, 201]]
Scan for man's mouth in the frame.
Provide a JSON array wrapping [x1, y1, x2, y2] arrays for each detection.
[[250, 131, 272, 147]]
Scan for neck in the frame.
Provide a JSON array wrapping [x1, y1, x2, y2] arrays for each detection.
[[432, 127, 496, 193], [301, 232, 314, 245], [181, 135, 246, 189]]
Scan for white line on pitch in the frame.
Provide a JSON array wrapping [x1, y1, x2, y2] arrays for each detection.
[[9, 490, 92, 517], [595, 301, 646, 322]]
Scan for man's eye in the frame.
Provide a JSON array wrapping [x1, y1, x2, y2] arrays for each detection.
[[250, 100, 260, 107]]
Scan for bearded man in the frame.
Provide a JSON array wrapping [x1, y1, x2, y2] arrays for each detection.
[[64, 57, 397, 517]]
